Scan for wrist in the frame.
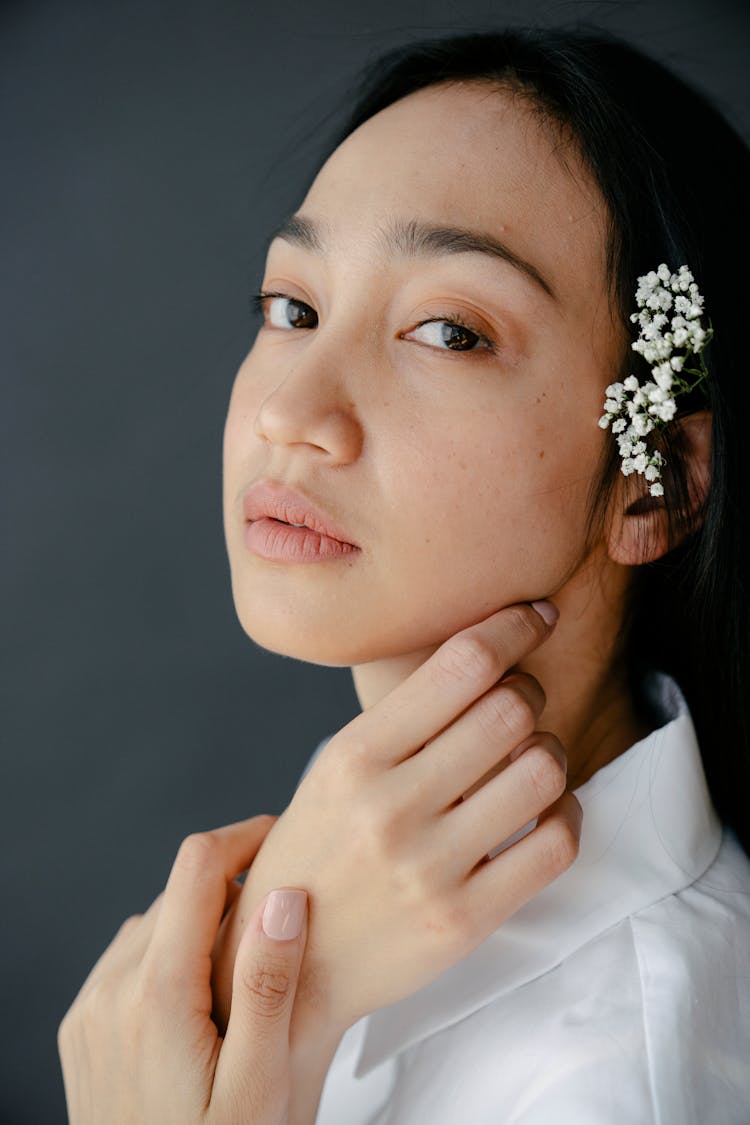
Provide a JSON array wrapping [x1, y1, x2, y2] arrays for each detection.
[[287, 1022, 347, 1125], [290, 1011, 347, 1072]]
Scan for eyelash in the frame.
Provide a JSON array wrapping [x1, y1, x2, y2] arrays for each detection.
[[250, 289, 498, 355]]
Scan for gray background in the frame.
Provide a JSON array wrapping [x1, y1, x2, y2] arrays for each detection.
[[2, 1, 748, 1121]]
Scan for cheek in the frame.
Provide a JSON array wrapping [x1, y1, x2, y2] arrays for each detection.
[[382, 407, 597, 597]]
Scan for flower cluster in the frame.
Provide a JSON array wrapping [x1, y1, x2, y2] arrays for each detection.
[[598, 263, 712, 497]]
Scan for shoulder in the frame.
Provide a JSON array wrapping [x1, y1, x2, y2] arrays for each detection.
[[620, 828, 750, 1123], [397, 831, 750, 1125], [505, 828, 750, 1124]]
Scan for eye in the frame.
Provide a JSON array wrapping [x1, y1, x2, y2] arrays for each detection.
[[404, 315, 495, 353], [252, 291, 318, 330]]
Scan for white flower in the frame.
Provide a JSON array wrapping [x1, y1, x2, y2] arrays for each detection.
[[600, 262, 711, 497], [631, 412, 654, 436], [652, 399, 677, 422]]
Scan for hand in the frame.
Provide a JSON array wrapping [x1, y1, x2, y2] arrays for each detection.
[[58, 815, 311, 1125], [211, 603, 582, 1042]]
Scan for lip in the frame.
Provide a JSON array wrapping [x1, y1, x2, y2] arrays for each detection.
[[242, 481, 360, 557]]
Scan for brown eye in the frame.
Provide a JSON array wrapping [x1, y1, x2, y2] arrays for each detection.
[[408, 318, 491, 352], [440, 323, 481, 350], [267, 296, 318, 330]]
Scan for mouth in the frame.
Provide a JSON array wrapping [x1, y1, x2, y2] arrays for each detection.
[[241, 481, 360, 562]]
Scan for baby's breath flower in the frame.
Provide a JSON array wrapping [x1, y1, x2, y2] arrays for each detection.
[[598, 264, 712, 496]]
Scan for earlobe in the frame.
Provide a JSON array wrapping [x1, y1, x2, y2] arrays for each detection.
[[606, 410, 713, 566]]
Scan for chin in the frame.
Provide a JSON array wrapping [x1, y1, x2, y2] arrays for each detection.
[[231, 595, 447, 669], [242, 624, 361, 667], [231, 601, 368, 667]]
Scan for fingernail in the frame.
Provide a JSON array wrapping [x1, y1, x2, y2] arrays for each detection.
[[530, 599, 559, 626], [262, 889, 307, 941]]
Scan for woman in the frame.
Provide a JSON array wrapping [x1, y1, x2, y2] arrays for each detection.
[[59, 26, 750, 1124]]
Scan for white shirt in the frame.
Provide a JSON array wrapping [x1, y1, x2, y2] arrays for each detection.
[[309, 671, 750, 1124]]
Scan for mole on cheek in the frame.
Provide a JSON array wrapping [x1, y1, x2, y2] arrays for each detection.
[[539, 450, 545, 459]]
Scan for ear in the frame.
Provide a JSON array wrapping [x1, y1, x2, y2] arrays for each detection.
[[606, 410, 712, 566]]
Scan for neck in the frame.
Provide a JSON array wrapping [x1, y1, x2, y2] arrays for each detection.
[[351, 552, 652, 793]]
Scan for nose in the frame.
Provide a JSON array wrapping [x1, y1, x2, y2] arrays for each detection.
[[253, 343, 364, 465]]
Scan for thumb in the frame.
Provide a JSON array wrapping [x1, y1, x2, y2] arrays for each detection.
[[213, 888, 308, 1105]]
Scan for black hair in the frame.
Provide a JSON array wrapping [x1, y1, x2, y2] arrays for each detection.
[[324, 27, 750, 857]]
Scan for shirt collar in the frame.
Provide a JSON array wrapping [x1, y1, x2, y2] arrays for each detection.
[[355, 670, 722, 1077]]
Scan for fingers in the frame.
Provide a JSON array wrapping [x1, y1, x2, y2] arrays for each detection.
[[446, 732, 568, 871], [75, 890, 166, 999], [143, 814, 277, 988], [212, 887, 308, 1114], [462, 789, 583, 933], [401, 672, 547, 810], [79, 863, 253, 1004], [337, 602, 557, 768]]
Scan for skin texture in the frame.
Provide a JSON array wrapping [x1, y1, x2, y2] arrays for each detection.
[[223, 81, 659, 787]]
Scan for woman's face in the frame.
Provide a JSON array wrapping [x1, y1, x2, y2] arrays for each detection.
[[223, 82, 625, 665]]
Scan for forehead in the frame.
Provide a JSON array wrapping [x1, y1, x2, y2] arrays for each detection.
[[301, 82, 609, 307]]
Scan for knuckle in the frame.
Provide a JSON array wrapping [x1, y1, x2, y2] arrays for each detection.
[[135, 952, 178, 1005], [57, 1011, 75, 1050], [388, 844, 437, 904], [435, 633, 502, 686], [478, 686, 535, 743], [175, 831, 219, 874], [524, 746, 567, 805], [355, 799, 404, 864], [334, 735, 372, 781], [132, 965, 162, 1008], [539, 820, 580, 876], [317, 730, 373, 791], [241, 961, 292, 1019], [117, 913, 142, 937], [82, 976, 117, 1023]]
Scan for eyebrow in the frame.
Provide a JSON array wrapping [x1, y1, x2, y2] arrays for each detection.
[[267, 212, 556, 302]]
